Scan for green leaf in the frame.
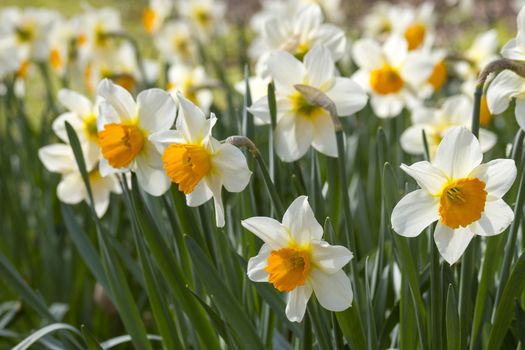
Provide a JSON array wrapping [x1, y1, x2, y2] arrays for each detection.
[[12, 323, 80, 350], [446, 284, 460, 350], [185, 235, 265, 350], [336, 303, 366, 350], [81, 325, 103, 350]]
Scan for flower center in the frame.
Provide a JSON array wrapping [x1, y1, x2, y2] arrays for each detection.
[[83, 114, 99, 142], [265, 246, 311, 292], [439, 178, 487, 229], [98, 123, 145, 168], [290, 90, 324, 118], [15, 25, 34, 43], [162, 144, 211, 194], [428, 60, 447, 91], [143, 7, 156, 33], [193, 6, 212, 28], [369, 65, 404, 95], [480, 95, 491, 126], [16, 60, 31, 79], [49, 48, 62, 71], [404, 22, 426, 50]]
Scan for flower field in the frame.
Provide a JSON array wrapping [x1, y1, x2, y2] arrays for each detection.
[[2, 0, 525, 349]]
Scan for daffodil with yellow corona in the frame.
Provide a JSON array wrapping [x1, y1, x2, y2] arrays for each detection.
[[392, 127, 516, 264], [150, 93, 251, 227], [242, 196, 353, 322]]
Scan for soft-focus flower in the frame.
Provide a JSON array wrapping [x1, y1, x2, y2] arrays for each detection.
[[179, 0, 226, 40], [401, 95, 496, 158], [150, 93, 251, 227], [143, 0, 173, 34], [96, 79, 175, 196], [455, 30, 499, 81], [39, 144, 121, 217], [500, 5, 525, 61], [167, 64, 214, 113], [52, 89, 101, 166], [154, 20, 197, 65], [486, 69, 525, 130], [352, 36, 434, 118], [392, 127, 516, 264], [249, 4, 346, 75], [242, 195, 353, 322], [249, 44, 367, 162], [362, 2, 394, 38], [390, 2, 435, 51], [47, 19, 73, 76]]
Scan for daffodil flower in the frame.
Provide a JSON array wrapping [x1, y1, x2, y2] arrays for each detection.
[[242, 196, 353, 322], [392, 127, 516, 264], [150, 93, 251, 227], [96, 79, 175, 196], [500, 5, 525, 61], [401, 95, 496, 158], [142, 0, 172, 34], [154, 20, 196, 64], [352, 36, 434, 118], [167, 64, 213, 113], [249, 44, 368, 162]]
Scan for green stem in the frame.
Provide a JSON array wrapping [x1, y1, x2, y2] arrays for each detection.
[[254, 152, 285, 217]]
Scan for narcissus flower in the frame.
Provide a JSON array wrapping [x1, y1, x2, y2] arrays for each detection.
[[391, 2, 435, 51], [242, 196, 353, 322], [142, 0, 172, 34], [167, 64, 214, 113], [96, 79, 175, 196], [154, 20, 197, 64], [500, 5, 525, 61], [392, 127, 516, 264], [150, 93, 251, 227], [249, 44, 368, 162], [352, 36, 434, 118], [401, 95, 496, 158]]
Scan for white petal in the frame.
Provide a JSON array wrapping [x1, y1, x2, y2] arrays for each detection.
[[205, 175, 225, 227], [325, 77, 368, 116], [211, 142, 252, 192], [400, 161, 447, 194], [267, 51, 305, 93], [58, 89, 92, 117], [304, 44, 334, 87], [478, 129, 497, 153], [285, 284, 313, 323], [370, 94, 404, 119], [313, 24, 346, 61], [137, 88, 177, 133], [434, 127, 482, 179], [38, 144, 76, 173], [311, 113, 337, 157], [186, 180, 213, 207], [311, 241, 353, 274], [274, 113, 314, 162], [91, 179, 111, 218], [176, 92, 213, 144], [401, 52, 434, 86], [247, 96, 271, 124], [52, 112, 84, 143], [135, 157, 171, 196], [283, 196, 323, 245], [515, 99, 525, 131], [501, 39, 525, 61], [310, 269, 352, 312], [247, 243, 270, 282], [469, 159, 517, 198], [96, 79, 136, 121], [434, 223, 475, 265], [400, 125, 426, 156], [470, 199, 514, 237], [57, 173, 85, 204], [486, 70, 523, 115], [293, 4, 322, 37], [391, 189, 439, 237], [352, 38, 384, 71], [241, 217, 290, 250], [149, 129, 187, 154]]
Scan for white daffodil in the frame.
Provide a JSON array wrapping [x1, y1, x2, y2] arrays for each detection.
[[249, 4, 346, 76], [392, 126, 516, 264], [416, 49, 448, 99], [47, 19, 73, 77], [352, 36, 434, 118], [96, 79, 175, 196], [74, 7, 122, 64], [39, 144, 121, 218], [0, 7, 59, 62], [362, 2, 394, 38], [234, 60, 271, 126], [167, 64, 214, 113], [500, 5, 525, 61], [150, 93, 251, 227], [249, 44, 367, 162], [52, 89, 101, 167], [401, 95, 496, 158], [455, 30, 499, 81], [142, 0, 173, 34], [154, 20, 197, 65], [178, 0, 226, 40], [242, 195, 353, 322], [390, 2, 435, 52]]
